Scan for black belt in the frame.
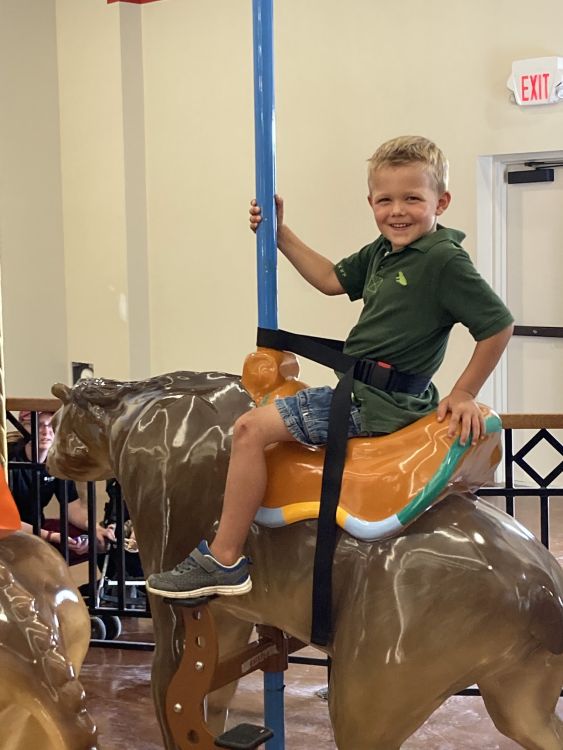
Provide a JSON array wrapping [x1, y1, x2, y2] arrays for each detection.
[[256, 328, 431, 645], [257, 328, 430, 396]]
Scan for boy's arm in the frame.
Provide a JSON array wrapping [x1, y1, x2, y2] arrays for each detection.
[[250, 197, 345, 296], [278, 224, 345, 295], [437, 323, 514, 445]]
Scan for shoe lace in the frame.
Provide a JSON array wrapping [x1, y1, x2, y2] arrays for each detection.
[[173, 555, 198, 574]]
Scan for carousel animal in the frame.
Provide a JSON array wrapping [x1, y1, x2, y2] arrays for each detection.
[[47, 368, 563, 750], [0, 531, 98, 750]]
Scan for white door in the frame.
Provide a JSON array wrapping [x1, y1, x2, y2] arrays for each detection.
[[504, 157, 563, 539]]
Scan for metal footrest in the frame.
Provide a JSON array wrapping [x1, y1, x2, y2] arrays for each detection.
[[215, 723, 273, 749], [163, 595, 217, 607]]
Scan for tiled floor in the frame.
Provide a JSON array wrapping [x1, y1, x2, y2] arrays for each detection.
[[81, 495, 563, 749]]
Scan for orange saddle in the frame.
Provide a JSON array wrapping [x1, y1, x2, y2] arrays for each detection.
[[243, 347, 502, 542]]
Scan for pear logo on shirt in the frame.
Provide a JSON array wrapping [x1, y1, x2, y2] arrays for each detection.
[[395, 271, 408, 286]]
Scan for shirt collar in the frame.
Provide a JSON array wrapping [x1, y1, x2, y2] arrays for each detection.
[[380, 225, 466, 254]]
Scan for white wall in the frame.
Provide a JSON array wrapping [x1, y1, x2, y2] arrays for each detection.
[[1, 0, 563, 404]]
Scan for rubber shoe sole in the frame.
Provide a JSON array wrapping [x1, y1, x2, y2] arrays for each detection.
[[146, 577, 252, 599]]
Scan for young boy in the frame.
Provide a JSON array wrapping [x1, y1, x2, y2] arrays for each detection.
[[147, 135, 514, 599]]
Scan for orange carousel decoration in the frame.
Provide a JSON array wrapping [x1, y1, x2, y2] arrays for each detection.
[[0, 471, 20, 539]]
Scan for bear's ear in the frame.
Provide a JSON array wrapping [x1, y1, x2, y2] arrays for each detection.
[[52, 383, 72, 404], [71, 379, 124, 409]]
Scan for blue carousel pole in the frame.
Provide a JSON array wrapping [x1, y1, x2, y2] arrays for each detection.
[[253, 0, 278, 331], [253, 3, 285, 749]]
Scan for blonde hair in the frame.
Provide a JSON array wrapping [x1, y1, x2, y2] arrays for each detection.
[[367, 136, 449, 194]]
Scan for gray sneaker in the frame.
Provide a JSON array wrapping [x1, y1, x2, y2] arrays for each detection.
[[146, 540, 252, 599]]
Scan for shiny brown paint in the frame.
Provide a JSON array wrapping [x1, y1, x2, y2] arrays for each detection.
[[0, 533, 98, 750]]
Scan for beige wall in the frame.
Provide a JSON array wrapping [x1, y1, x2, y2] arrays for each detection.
[[56, 0, 131, 382], [0, 0, 132, 395], [0, 0, 68, 397], [1, 0, 562, 404], [142, 0, 563, 397], [142, 0, 257, 376]]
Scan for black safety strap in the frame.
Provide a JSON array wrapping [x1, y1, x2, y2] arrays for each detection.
[[256, 327, 430, 646], [310, 363, 355, 645], [257, 327, 430, 394]]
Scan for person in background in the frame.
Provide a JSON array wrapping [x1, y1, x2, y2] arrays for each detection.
[[8, 410, 115, 564]]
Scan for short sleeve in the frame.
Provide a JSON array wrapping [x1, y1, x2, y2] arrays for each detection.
[[334, 242, 378, 301], [55, 479, 79, 504], [439, 250, 514, 340]]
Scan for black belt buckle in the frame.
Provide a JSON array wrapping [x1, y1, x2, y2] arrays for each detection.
[[354, 359, 393, 392]]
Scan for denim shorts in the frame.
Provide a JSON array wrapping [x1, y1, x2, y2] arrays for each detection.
[[275, 385, 364, 446]]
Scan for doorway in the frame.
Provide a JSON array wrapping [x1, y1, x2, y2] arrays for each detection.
[[477, 150, 563, 497]]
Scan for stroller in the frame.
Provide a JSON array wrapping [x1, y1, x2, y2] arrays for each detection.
[[89, 480, 147, 640]]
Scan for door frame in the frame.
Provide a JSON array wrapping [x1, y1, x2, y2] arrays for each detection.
[[475, 148, 563, 412]]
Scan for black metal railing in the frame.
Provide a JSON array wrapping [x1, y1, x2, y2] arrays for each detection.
[[479, 415, 563, 549], [5, 404, 563, 675], [6, 400, 150, 649]]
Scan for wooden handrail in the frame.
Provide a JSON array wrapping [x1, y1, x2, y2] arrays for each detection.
[[499, 414, 563, 429], [4, 400, 563, 430], [6, 398, 61, 413]]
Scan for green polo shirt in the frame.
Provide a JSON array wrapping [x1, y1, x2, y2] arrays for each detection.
[[334, 226, 514, 434]]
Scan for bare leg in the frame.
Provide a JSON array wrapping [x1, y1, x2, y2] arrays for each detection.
[[210, 404, 296, 565]]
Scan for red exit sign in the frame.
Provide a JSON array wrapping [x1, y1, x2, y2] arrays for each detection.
[[519, 72, 550, 103], [508, 57, 563, 106]]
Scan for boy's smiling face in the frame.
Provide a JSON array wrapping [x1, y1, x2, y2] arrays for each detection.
[[368, 163, 451, 251]]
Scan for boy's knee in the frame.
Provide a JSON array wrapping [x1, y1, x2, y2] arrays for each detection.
[[233, 411, 263, 445], [233, 405, 289, 448]]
